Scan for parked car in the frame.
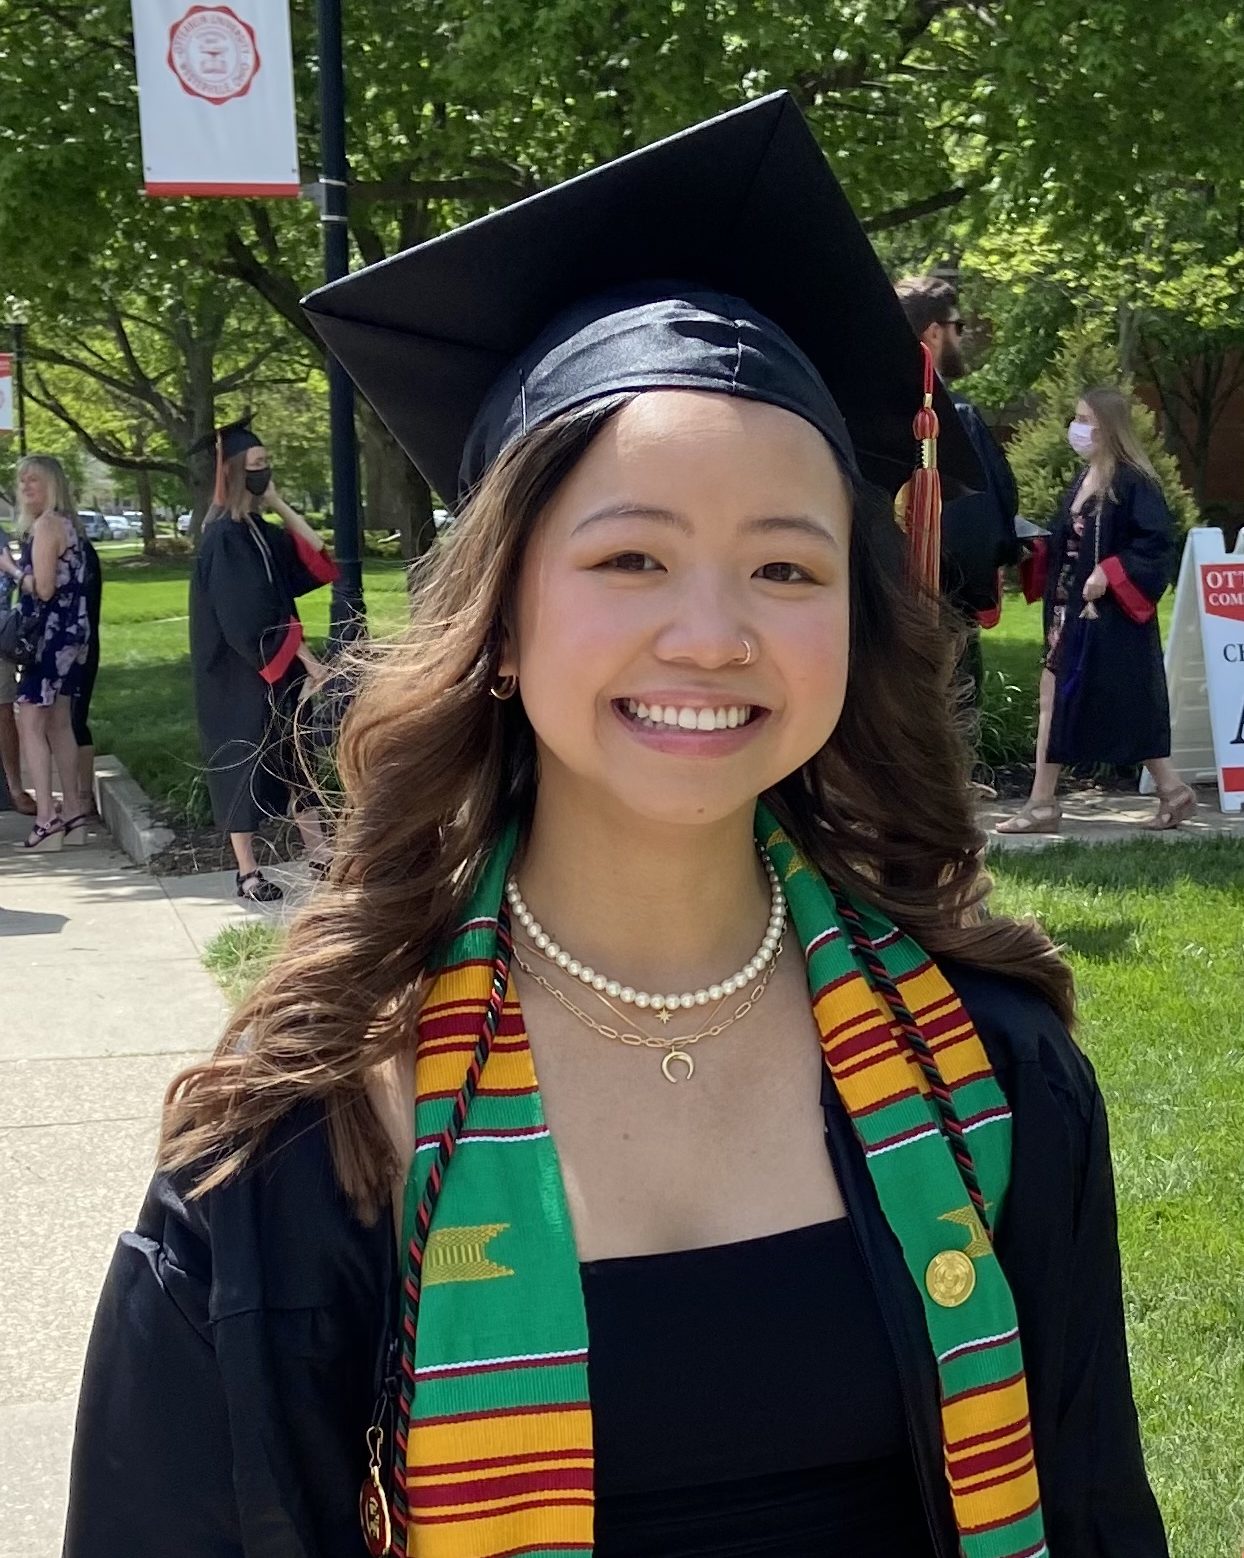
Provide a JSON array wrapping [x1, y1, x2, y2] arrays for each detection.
[[77, 510, 110, 542], [104, 516, 132, 540]]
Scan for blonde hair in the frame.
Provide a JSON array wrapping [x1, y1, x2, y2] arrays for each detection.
[[16, 454, 75, 533], [1081, 386, 1158, 497], [159, 399, 1074, 1219]]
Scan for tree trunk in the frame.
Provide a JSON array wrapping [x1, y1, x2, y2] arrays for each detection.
[[135, 459, 157, 555], [357, 398, 436, 564], [181, 335, 217, 547], [1117, 301, 1139, 378]]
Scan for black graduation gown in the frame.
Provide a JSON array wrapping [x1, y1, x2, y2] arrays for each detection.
[[62, 962, 1168, 1558], [1037, 468, 1175, 767], [942, 394, 1020, 617], [188, 515, 337, 833]]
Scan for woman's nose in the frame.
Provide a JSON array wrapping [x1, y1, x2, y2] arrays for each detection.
[[652, 580, 749, 669]]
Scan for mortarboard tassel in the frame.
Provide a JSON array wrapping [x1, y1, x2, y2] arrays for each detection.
[[896, 342, 942, 597], [212, 431, 227, 507]]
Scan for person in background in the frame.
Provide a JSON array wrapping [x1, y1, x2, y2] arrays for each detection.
[[0, 455, 91, 849], [188, 418, 339, 902], [998, 387, 1187, 834], [894, 276, 1020, 703], [71, 520, 103, 816], [0, 517, 38, 815]]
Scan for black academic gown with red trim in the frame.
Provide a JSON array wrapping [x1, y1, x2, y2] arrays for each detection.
[[61, 962, 1168, 1558], [1022, 467, 1175, 767], [189, 513, 339, 833]]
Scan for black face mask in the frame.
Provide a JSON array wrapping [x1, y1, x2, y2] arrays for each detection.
[[244, 467, 272, 497]]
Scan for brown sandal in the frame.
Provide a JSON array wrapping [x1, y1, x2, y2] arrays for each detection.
[[995, 800, 1062, 836], [1144, 784, 1196, 831]]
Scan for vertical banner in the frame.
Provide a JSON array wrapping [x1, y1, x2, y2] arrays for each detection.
[[131, 2, 300, 196], [0, 355, 12, 433]]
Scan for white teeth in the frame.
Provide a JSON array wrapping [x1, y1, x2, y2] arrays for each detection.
[[621, 701, 755, 731]]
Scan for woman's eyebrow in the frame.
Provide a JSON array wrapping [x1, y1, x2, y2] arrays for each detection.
[[572, 505, 839, 547], [572, 503, 690, 535], [743, 513, 840, 549]]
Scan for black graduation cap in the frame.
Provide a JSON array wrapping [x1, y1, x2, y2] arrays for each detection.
[[189, 416, 264, 463], [188, 414, 265, 461], [188, 416, 265, 506], [302, 91, 980, 507]]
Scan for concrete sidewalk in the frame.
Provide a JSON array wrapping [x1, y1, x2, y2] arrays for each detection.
[[982, 783, 1244, 848], [0, 809, 312, 1558]]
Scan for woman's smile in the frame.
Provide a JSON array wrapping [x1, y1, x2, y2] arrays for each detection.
[[612, 694, 769, 755]]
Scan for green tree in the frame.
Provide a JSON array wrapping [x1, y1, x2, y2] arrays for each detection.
[[4, 0, 1242, 554], [16, 283, 318, 546], [956, 183, 1244, 507]]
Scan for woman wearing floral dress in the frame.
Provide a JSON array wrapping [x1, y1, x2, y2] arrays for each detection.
[[0, 455, 92, 850]]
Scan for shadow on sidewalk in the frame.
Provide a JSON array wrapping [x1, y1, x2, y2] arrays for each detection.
[[0, 907, 70, 937]]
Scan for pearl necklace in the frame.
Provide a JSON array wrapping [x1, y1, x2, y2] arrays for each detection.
[[504, 850, 786, 1026]]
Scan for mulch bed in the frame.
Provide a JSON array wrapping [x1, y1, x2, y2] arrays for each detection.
[[147, 816, 312, 877]]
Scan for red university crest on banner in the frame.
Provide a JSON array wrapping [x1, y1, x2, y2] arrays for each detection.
[[166, 5, 261, 105]]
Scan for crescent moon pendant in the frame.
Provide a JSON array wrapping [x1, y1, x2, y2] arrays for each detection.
[[661, 1050, 695, 1083]]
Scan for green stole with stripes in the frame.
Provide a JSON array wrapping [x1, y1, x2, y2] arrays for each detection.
[[393, 806, 1047, 1558]]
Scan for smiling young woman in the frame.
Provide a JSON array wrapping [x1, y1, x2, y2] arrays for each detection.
[[64, 97, 1168, 1558]]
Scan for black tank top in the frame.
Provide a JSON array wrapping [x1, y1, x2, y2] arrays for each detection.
[[580, 1219, 934, 1557]]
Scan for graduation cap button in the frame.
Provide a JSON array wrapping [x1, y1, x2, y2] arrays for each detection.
[[925, 1249, 977, 1307]]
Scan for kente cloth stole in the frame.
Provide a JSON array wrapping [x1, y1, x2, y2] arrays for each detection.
[[393, 808, 1047, 1558]]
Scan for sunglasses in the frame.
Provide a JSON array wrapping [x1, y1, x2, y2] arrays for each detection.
[[943, 318, 965, 335]]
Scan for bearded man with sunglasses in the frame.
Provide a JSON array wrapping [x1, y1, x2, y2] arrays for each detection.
[[895, 276, 1021, 706]]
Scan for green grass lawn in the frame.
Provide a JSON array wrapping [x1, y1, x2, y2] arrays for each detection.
[[991, 841, 1243, 1558], [205, 836, 1244, 1557], [92, 543, 412, 821]]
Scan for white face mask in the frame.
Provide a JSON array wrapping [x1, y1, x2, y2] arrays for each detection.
[[1067, 419, 1096, 458]]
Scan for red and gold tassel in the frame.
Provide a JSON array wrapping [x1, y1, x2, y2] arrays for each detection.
[[896, 341, 942, 597], [212, 430, 226, 507]]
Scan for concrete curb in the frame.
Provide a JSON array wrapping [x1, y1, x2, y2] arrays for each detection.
[[93, 753, 175, 867]]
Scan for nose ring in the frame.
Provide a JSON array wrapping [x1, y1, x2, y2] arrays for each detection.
[[737, 637, 754, 667]]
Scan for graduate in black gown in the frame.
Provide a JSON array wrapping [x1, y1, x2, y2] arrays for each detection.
[[188, 419, 340, 900], [65, 100, 1168, 1558], [998, 387, 1190, 835]]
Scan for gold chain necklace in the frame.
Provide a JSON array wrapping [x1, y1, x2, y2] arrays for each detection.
[[512, 939, 782, 1082]]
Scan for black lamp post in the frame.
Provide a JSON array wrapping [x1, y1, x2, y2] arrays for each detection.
[[316, 0, 364, 647]]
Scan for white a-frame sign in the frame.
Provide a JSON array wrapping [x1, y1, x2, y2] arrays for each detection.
[[1155, 526, 1244, 812]]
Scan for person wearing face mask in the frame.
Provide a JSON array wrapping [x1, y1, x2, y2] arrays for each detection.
[[998, 388, 1188, 833], [188, 418, 340, 900]]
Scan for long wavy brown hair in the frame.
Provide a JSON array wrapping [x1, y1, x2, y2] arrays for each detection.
[[161, 396, 1074, 1221]]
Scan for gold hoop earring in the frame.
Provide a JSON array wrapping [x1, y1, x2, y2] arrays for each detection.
[[490, 673, 519, 701]]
